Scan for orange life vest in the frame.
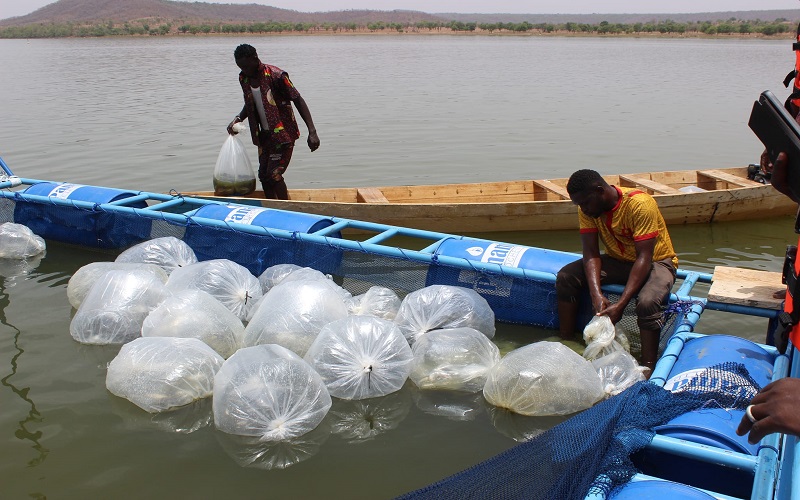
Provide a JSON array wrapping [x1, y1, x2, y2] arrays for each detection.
[[788, 238, 800, 349], [783, 22, 800, 110]]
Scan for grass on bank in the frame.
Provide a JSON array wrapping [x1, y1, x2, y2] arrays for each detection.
[[0, 17, 795, 39]]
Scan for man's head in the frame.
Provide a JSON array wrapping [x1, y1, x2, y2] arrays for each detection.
[[566, 169, 616, 218], [234, 44, 260, 78]]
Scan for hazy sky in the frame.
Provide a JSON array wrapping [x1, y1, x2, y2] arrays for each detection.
[[2, 0, 799, 21]]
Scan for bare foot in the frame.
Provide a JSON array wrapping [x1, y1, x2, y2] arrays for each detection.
[[774, 289, 787, 300]]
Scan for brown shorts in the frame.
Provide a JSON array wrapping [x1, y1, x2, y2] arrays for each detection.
[[555, 255, 677, 332], [257, 141, 294, 185]]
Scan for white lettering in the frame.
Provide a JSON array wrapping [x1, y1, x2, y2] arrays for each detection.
[[479, 242, 528, 268], [47, 183, 84, 199], [223, 205, 268, 226]]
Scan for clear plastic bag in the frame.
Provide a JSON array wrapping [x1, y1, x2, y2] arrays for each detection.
[[346, 286, 401, 320], [483, 342, 605, 416], [106, 337, 224, 413], [213, 134, 256, 196], [0, 222, 45, 258], [258, 263, 303, 293], [304, 316, 413, 400], [255, 265, 350, 308], [394, 285, 496, 345], [279, 267, 351, 300], [592, 350, 647, 397], [142, 289, 245, 359], [67, 261, 168, 309], [243, 279, 349, 356], [409, 327, 500, 392], [582, 315, 629, 361], [213, 344, 332, 441], [70, 269, 170, 345], [166, 259, 262, 322], [115, 236, 197, 275]]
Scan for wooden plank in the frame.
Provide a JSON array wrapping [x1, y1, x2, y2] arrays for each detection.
[[357, 187, 390, 204], [707, 266, 784, 310], [379, 181, 537, 203], [619, 174, 681, 194], [532, 180, 570, 200], [698, 169, 762, 188]]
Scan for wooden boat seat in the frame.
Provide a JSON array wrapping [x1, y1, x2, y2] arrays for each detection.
[[532, 180, 570, 200], [618, 175, 681, 194], [707, 266, 784, 310], [357, 187, 390, 204], [698, 169, 762, 188]]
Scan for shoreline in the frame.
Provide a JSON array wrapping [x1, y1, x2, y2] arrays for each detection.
[[0, 25, 793, 41], [16, 30, 791, 40]]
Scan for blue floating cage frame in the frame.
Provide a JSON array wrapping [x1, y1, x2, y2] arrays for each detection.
[[2, 159, 796, 499]]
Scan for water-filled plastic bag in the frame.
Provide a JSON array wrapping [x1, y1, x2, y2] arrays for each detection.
[[243, 279, 348, 356], [394, 285, 496, 344], [346, 286, 401, 320], [213, 344, 332, 441], [68, 261, 168, 309], [304, 316, 413, 400], [106, 336, 224, 412], [115, 236, 197, 274], [166, 259, 261, 321], [409, 327, 500, 392], [142, 289, 244, 358], [213, 133, 256, 196], [70, 269, 170, 345], [0, 222, 45, 258], [483, 342, 604, 416]]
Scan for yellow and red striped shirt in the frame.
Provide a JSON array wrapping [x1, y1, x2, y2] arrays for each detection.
[[578, 186, 678, 267]]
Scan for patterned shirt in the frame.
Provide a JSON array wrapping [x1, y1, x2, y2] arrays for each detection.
[[578, 186, 678, 268], [239, 64, 301, 146]]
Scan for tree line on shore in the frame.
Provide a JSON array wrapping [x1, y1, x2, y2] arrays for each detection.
[[0, 17, 794, 39]]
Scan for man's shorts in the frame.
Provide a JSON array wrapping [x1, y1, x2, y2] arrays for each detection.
[[257, 141, 294, 184]]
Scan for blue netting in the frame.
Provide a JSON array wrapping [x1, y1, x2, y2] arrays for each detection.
[[13, 198, 152, 249], [398, 362, 760, 500]]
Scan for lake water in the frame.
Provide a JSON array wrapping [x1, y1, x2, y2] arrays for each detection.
[[0, 35, 798, 499]]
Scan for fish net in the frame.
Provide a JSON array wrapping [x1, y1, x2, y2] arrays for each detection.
[[398, 362, 761, 500]]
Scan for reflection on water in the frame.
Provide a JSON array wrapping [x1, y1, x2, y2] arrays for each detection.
[[108, 395, 213, 435], [215, 419, 332, 470], [411, 386, 488, 421], [488, 406, 570, 443], [328, 389, 411, 442], [0, 253, 44, 281], [0, 276, 49, 467]]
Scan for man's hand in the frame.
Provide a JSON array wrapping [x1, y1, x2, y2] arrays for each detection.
[[737, 377, 800, 444], [591, 293, 610, 317], [227, 116, 242, 135], [597, 301, 625, 324], [307, 130, 320, 152]]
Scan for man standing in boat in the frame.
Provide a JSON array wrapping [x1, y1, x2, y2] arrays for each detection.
[[555, 169, 678, 373], [227, 44, 320, 200]]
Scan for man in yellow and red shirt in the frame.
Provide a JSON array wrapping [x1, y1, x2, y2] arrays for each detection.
[[556, 169, 678, 372]]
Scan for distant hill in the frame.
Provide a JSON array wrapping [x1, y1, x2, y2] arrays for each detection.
[[442, 10, 800, 24], [0, 0, 447, 26], [2, 0, 798, 28]]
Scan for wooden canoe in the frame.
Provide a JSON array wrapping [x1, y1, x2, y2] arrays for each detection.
[[183, 167, 798, 234]]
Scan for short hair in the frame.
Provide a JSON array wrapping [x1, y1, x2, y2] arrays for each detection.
[[566, 169, 606, 196], [234, 44, 257, 60]]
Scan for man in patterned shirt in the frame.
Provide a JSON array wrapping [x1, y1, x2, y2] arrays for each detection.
[[555, 169, 678, 372], [227, 44, 320, 199]]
